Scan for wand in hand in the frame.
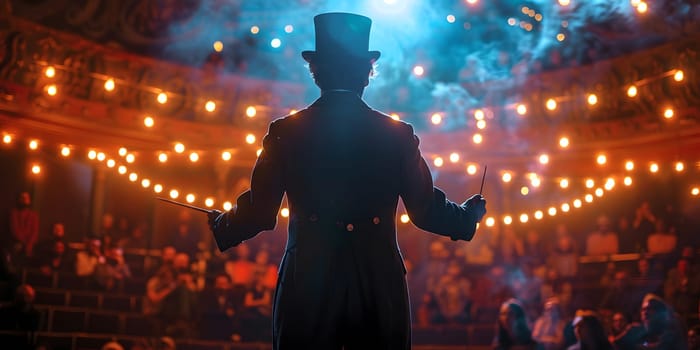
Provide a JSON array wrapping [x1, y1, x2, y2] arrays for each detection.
[[479, 165, 487, 195], [156, 197, 214, 214]]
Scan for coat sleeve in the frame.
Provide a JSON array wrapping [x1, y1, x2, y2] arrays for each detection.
[[213, 120, 286, 251], [398, 123, 479, 241]]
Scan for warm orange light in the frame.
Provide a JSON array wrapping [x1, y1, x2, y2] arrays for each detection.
[[125, 154, 135, 163], [472, 133, 483, 144], [60, 146, 71, 157], [573, 199, 582, 208], [561, 203, 570, 212], [559, 137, 570, 148], [205, 100, 216, 112], [538, 154, 549, 165], [44, 66, 56, 78], [246, 106, 257, 117], [595, 188, 604, 197], [485, 217, 495, 227], [104, 78, 115, 92], [559, 178, 569, 189], [466, 164, 477, 175], [118, 147, 128, 157], [587, 94, 598, 105], [449, 152, 460, 163], [502, 172, 512, 183], [433, 157, 444, 167], [256, 148, 263, 157], [627, 85, 638, 97], [158, 153, 168, 163], [546, 98, 557, 111], [97, 152, 106, 161], [117, 165, 127, 174], [141, 179, 151, 188], [624, 176, 633, 186], [585, 194, 594, 203], [246, 134, 256, 144], [169, 189, 179, 199], [280, 208, 290, 218], [106, 159, 115, 168], [400, 214, 410, 223], [2, 134, 12, 144], [250, 26, 260, 34], [28, 140, 39, 150], [205, 198, 215, 207], [503, 216, 513, 225], [221, 151, 232, 161], [223, 201, 233, 211], [604, 178, 615, 190], [519, 214, 529, 223], [213, 41, 224, 52], [636, 1, 648, 13], [585, 178, 595, 188], [474, 109, 485, 120], [548, 207, 557, 216], [663, 108, 674, 119], [476, 120, 486, 129], [46, 84, 57, 96], [674, 70, 684, 82], [516, 104, 527, 115], [691, 187, 699, 196], [625, 160, 634, 171], [186, 194, 195, 203], [390, 113, 400, 121], [31, 164, 41, 175], [520, 186, 529, 196], [153, 184, 163, 193], [649, 162, 659, 173], [144, 116, 155, 128], [174, 143, 185, 153], [189, 152, 199, 162], [596, 154, 607, 165], [128, 173, 138, 182], [431, 113, 442, 125], [534, 210, 543, 220], [675, 161, 684, 172], [157, 92, 168, 104]]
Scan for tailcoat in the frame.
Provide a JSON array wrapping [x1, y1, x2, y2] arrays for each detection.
[[212, 90, 481, 349]]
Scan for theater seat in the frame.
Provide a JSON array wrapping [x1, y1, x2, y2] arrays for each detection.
[[51, 309, 86, 332], [86, 311, 122, 334], [34, 289, 66, 306], [69, 292, 100, 308]]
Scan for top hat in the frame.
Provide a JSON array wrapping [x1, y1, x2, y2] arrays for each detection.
[[302, 12, 381, 63]]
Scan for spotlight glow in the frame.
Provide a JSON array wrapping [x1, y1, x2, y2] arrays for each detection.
[[692, 187, 699, 196], [636, 2, 648, 13], [446, 15, 456, 23], [521, 186, 529, 196], [284, 25, 294, 33], [561, 203, 570, 212], [97, 152, 106, 161], [2, 134, 12, 144], [88, 150, 97, 160], [595, 188, 604, 197], [390, 113, 400, 121], [250, 26, 260, 34], [663, 108, 674, 119], [106, 159, 115, 168], [61, 146, 71, 157]]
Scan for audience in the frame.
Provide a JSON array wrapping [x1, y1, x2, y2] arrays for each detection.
[[568, 311, 612, 350], [9, 191, 39, 258], [586, 215, 619, 256], [493, 298, 539, 350]]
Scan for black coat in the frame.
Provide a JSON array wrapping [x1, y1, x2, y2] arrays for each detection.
[[213, 90, 480, 349]]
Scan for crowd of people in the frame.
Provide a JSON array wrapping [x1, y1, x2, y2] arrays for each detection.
[[1, 191, 699, 350]]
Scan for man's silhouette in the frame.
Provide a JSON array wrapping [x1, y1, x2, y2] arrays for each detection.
[[209, 12, 487, 349]]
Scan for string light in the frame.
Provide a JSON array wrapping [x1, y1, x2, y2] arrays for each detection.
[[546, 98, 557, 111], [118, 147, 128, 157], [585, 178, 595, 188], [154, 184, 163, 193], [223, 201, 233, 211], [144, 116, 155, 128], [158, 153, 168, 163], [221, 151, 232, 161], [485, 217, 495, 227], [174, 143, 185, 153], [503, 216, 513, 225], [624, 176, 633, 186], [559, 137, 570, 148], [245, 134, 256, 144], [117, 165, 127, 174], [604, 178, 615, 190], [476, 120, 486, 129], [502, 172, 512, 183], [559, 178, 569, 188], [449, 152, 460, 163], [561, 203, 570, 212], [636, 2, 648, 13], [205, 100, 216, 112], [585, 194, 594, 203], [104, 78, 115, 92], [205, 198, 215, 207], [595, 188, 604, 197], [246, 106, 257, 117], [573, 199, 582, 208], [596, 154, 607, 165], [106, 159, 115, 168], [521, 186, 530, 195], [519, 214, 529, 223], [60, 146, 71, 157], [587, 94, 598, 105], [390, 113, 400, 121], [97, 152, 106, 161], [157, 92, 168, 104], [625, 160, 634, 171], [431, 113, 442, 125], [627, 85, 638, 97], [250, 26, 260, 34], [673, 70, 684, 82], [538, 154, 549, 165], [44, 66, 56, 78], [31, 164, 41, 175], [213, 41, 224, 52], [466, 164, 478, 175], [663, 108, 674, 119], [474, 109, 485, 120], [400, 214, 410, 223], [675, 161, 684, 172], [692, 187, 699, 196], [28, 139, 39, 150], [433, 157, 444, 167], [472, 133, 483, 144], [2, 134, 11, 144], [125, 154, 135, 163], [534, 210, 543, 220], [87, 150, 97, 160], [516, 104, 527, 115], [169, 189, 179, 199], [141, 179, 151, 188], [128, 173, 138, 182], [649, 162, 659, 173], [186, 194, 195, 203], [413, 65, 425, 76], [189, 152, 199, 162]]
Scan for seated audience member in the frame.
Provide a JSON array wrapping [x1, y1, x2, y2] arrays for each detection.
[[252, 248, 278, 291], [586, 215, 619, 256], [143, 266, 176, 317], [200, 273, 239, 339], [34, 240, 71, 276], [532, 298, 565, 350], [493, 298, 539, 350], [613, 294, 688, 350], [433, 259, 473, 324], [98, 247, 132, 290], [689, 325, 700, 350], [664, 258, 699, 324], [0, 284, 39, 331], [415, 293, 441, 327], [34, 222, 66, 258], [567, 311, 612, 350], [646, 220, 678, 255], [9, 191, 39, 258], [547, 224, 578, 279], [616, 215, 639, 253], [75, 237, 106, 285], [610, 311, 629, 338], [161, 263, 199, 337], [599, 270, 640, 319], [241, 275, 272, 340]]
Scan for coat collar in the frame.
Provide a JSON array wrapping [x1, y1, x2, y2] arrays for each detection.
[[310, 90, 370, 110]]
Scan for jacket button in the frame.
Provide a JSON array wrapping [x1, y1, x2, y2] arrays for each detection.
[[309, 214, 318, 222], [346, 224, 354, 232], [372, 217, 381, 225]]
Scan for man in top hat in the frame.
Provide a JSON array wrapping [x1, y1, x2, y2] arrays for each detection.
[[208, 12, 487, 349]]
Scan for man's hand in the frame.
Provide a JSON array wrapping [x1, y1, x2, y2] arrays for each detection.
[[463, 194, 487, 222], [208, 209, 226, 233]]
